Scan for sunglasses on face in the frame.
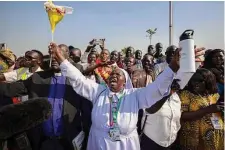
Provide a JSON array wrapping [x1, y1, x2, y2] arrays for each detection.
[[25, 56, 38, 61]]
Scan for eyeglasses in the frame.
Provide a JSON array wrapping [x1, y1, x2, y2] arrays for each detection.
[[25, 56, 38, 61]]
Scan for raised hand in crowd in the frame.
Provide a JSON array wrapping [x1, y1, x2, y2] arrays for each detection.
[[98, 60, 114, 67], [86, 39, 97, 52], [99, 39, 105, 50], [194, 46, 205, 62], [82, 60, 114, 76]]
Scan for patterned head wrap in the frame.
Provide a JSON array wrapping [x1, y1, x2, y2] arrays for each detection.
[[0, 48, 16, 62], [0, 48, 16, 73]]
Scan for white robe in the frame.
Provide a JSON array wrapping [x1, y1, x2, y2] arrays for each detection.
[[60, 59, 176, 150]]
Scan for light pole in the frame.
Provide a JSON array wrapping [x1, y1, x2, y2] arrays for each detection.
[[169, 1, 173, 46]]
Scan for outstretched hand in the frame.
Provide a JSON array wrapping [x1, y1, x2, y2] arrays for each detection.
[[48, 42, 65, 64], [194, 47, 205, 62], [99, 61, 114, 67]]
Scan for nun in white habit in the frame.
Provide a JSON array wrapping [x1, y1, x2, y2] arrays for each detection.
[[49, 43, 181, 150]]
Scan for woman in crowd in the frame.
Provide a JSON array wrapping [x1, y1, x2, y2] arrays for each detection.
[[203, 49, 224, 95], [50, 42, 206, 150], [0, 48, 15, 74], [178, 68, 224, 150], [83, 48, 116, 85], [49, 42, 180, 150]]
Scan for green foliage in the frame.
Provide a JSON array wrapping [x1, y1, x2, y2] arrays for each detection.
[[146, 28, 157, 36]]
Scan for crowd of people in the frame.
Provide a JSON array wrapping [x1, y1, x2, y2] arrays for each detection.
[[0, 38, 224, 150]]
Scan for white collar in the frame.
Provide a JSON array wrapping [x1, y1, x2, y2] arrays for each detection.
[[35, 67, 43, 72], [54, 72, 62, 76], [108, 88, 125, 99]]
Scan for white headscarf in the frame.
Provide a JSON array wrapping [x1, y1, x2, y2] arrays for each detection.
[[107, 68, 133, 96]]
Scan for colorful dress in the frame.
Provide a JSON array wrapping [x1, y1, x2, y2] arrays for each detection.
[[95, 64, 118, 85], [178, 90, 224, 150]]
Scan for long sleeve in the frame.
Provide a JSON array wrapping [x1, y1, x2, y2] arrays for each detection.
[[135, 66, 175, 109], [60, 59, 105, 103], [154, 62, 200, 90], [176, 62, 200, 89]]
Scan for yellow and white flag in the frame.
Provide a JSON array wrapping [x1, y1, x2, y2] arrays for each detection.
[[44, 1, 73, 34]]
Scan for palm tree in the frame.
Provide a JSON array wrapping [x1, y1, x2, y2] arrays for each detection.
[[146, 28, 157, 45]]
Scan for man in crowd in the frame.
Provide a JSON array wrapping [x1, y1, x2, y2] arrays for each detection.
[[135, 50, 143, 69], [154, 43, 166, 64], [0, 44, 92, 150], [125, 46, 135, 58], [131, 54, 155, 135], [132, 54, 155, 88], [110, 50, 119, 67], [0, 50, 44, 103], [117, 52, 125, 68], [125, 56, 137, 78], [0, 50, 43, 82], [154, 45, 177, 76], [147, 45, 155, 56], [69, 47, 84, 72]]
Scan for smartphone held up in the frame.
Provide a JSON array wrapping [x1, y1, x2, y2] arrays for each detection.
[[0, 43, 7, 51]]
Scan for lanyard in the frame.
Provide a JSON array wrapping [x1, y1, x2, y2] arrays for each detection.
[[109, 94, 124, 127]]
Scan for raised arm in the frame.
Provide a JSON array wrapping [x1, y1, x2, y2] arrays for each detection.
[[60, 59, 105, 103], [135, 49, 180, 109], [136, 66, 175, 109]]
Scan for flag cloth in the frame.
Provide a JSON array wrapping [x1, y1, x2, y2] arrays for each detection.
[[44, 1, 73, 33]]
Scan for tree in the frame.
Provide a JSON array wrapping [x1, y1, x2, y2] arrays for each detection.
[[146, 28, 157, 45]]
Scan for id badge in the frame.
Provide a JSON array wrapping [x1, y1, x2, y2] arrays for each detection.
[[109, 128, 121, 141], [210, 116, 222, 130]]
